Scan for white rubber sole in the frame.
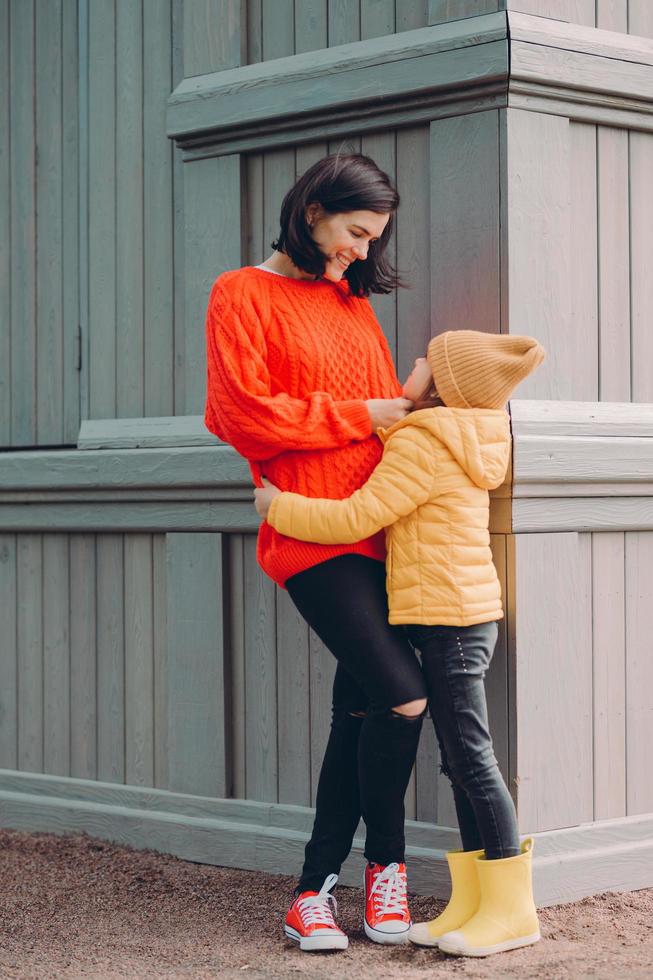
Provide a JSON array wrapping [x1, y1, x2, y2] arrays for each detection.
[[438, 930, 541, 957], [284, 924, 349, 952], [364, 919, 411, 945], [407, 928, 442, 948]]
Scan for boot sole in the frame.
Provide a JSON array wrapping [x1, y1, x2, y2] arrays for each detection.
[[439, 930, 541, 957], [284, 924, 349, 952], [364, 919, 410, 945], [408, 931, 442, 948]]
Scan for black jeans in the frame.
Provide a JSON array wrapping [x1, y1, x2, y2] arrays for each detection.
[[286, 555, 427, 892], [407, 621, 520, 860]]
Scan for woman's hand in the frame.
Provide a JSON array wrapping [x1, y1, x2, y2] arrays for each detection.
[[365, 397, 413, 431], [254, 477, 282, 520]]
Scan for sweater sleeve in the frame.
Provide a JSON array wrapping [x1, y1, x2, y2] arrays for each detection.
[[267, 428, 436, 544], [204, 280, 373, 461]]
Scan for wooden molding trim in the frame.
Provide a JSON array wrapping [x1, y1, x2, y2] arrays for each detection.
[[166, 13, 509, 156], [166, 11, 653, 158], [1, 769, 652, 906]]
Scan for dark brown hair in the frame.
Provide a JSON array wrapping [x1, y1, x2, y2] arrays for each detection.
[[411, 378, 444, 413], [272, 153, 402, 297]]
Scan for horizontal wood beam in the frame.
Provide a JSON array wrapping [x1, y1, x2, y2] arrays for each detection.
[[167, 14, 509, 156], [2, 768, 652, 905]]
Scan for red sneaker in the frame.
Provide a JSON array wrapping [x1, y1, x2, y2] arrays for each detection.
[[364, 862, 411, 944], [284, 873, 349, 952]]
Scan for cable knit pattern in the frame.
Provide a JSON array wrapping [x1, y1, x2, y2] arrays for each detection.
[[205, 266, 402, 586]]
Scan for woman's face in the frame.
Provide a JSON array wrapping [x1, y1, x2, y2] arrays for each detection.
[[402, 357, 433, 401], [306, 206, 390, 282]]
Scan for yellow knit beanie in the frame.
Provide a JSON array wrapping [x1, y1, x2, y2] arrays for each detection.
[[427, 330, 546, 409]]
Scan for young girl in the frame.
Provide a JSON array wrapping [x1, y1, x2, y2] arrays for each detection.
[[255, 329, 545, 958]]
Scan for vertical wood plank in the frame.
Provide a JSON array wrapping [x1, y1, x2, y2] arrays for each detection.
[[184, 155, 243, 414], [35, 0, 63, 444], [17, 535, 43, 772], [0, 535, 18, 768], [328, 0, 360, 44], [70, 534, 97, 780], [166, 532, 226, 797], [277, 588, 311, 805], [144, 0, 174, 417], [263, 149, 296, 265], [309, 629, 337, 805], [97, 535, 125, 784], [596, 0, 628, 32], [263, 0, 294, 59], [295, 141, 329, 182], [0, 0, 9, 446], [487, 534, 509, 781], [505, 110, 572, 399], [597, 127, 630, 401], [10, 0, 36, 445], [415, 704, 440, 823], [78, 0, 90, 426], [396, 126, 430, 381], [361, 132, 398, 358], [431, 112, 501, 338], [183, 0, 243, 75], [246, 0, 263, 64], [42, 534, 70, 776], [569, 122, 599, 401], [172, 0, 185, 415], [88, 0, 116, 418], [429, 0, 499, 25], [361, 0, 394, 39], [245, 154, 264, 265], [630, 131, 653, 401], [62, 0, 80, 443], [513, 533, 593, 832], [228, 534, 247, 798], [592, 532, 626, 820], [244, 536, 278, 802], [629, 0, 653, 37], [116, 0, 144, 419], [153, 533, 168, 789], [295, 0, 327, 53], [625, 531, 653, 815], [396, 1, 429, 31], [125, 534, 154, 787]]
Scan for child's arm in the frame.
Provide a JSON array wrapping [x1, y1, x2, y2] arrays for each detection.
[[266, 428, 436, 544]]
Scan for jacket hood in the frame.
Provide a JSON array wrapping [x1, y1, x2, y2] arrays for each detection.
[[378, 407, 511, 490]]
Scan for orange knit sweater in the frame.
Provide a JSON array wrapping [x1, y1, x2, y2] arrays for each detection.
[[204, 266, 402, 587]]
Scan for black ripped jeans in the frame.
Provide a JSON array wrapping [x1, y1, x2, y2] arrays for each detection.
[[407, 621, 520, 860], [286, 555, 427, 893]]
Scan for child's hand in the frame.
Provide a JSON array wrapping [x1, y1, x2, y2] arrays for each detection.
[[254, 477, 281, 520]]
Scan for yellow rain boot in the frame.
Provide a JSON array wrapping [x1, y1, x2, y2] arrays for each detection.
[[438, 837, 540, 957], [408, 849, 483, 947]]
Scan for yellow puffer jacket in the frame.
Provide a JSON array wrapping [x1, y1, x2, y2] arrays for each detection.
[[267, 407, 511, 626]]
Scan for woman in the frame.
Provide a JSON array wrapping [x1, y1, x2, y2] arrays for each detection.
[[204, 153, 427, 952]]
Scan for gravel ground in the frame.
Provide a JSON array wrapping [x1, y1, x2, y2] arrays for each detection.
[[1, 829, 652, 980]]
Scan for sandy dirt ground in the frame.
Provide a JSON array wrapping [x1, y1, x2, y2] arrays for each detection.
[[0, 829, 651, 980]]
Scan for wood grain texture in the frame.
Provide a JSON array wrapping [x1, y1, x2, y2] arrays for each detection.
[[153, 533, 168, 789], [183, 0, 242, 75], [70, 533, 97, 780], [0, 535, 17, 768], [430, 111, 501, 337], [244, 536, 278, 802], [97, 535, 124, 783], [513, 533, 593, 833], [17, 535, 43, 772], [630, 131, 653, 401], [598, 126, 630, 401], [629, 0, 653, 38], [276, 587, 311, 806], [504, 110, 571, 398], [227, 534, 247, 798], [596, 0, 628, 32], [166, 533, 226, 797], [625, 530, 653, 815], [125, 534, 154, 787], [42, 534, 70, 777], [569, 122, 598, 401], [592, 532, 626, 820], [430, 0, 500, 24], [507, 0, 594, 22], [0, 0, 9, 446]]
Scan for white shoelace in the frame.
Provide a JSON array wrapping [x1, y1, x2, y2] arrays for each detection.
[[297, 873, 340, 928], [369, 863, 408, 917]]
